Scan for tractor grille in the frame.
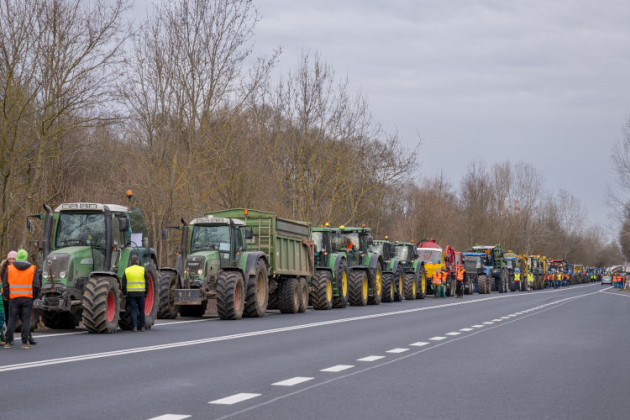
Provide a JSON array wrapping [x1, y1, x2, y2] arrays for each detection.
[[464, 258, 478, 272], [185, 256, 206, 276], [43, 253, 72, 282]]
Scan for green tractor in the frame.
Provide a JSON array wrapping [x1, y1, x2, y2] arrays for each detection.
[[395, 241, 427, 299], [28, 201, 159, 333], [471, 244, 508, 293], [310, 225, 349, 310], [369, 239, 403, 302], [338, 226, 383, 306], [158, 215, 268, 320]]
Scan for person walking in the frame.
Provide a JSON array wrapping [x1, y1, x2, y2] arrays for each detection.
[[456, 266, 465, 298], [122, 255, 149, 331], [432, 270, 442, 298], [527, 272, 534, 292], [513, 268, 521, 292], [2, 249, 39, 349]]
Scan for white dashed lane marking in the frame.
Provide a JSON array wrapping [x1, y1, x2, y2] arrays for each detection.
[[321, 365, 354, 372], [492, 319, 502, 322], [358, 356, 385, 362], [430, 336, 447, 341], [445, 332, 461, 336], [410, 342, 429, 347], [272, 377, 314, 387], [209, 393, 261, 405], [386, 348, 409, 354], [459, 328, 473, 332], [147, 415, 191, 420], [483, 322, 494, 325], [471, 325, 485, 328]]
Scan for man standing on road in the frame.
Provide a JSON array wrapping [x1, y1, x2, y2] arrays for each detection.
[[432, 270, 444, 298], [514, 268, 521, 292], [122, 255, 149, 332], [527, 272, 534, 292], [2, 249, 39, 349], [456, 266, 465, 298]]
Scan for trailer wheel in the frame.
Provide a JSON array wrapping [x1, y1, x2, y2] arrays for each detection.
[[298, 277, 309, 313], [157, 270, 178, 319], [417, 268, 427, 299], [368, 262, 382, 305], [82, 275, 119, 334], [311, 270, 333, 310], [394, 270, 404, 301], [404, 273, 416, 300], [349, 269, 368, 306], [333, 259, 349, 308], [216, 271, 245, 320], [244, 259, 268, 317], [278, 278, 300, 314]]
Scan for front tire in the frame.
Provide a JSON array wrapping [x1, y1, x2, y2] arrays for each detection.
[[333, 259, 349, 308], [216, 271, 245, 320], [368, 262, 382, 305], [417, 268, 427, 299], [349, 269, 368, 306], [382, 274, 394, 303], [82, 276, 120, 334], [404, 273, 417, 300], [311, 270, 333, 310], [157, 270, 178, 319], [394, 270, 404, 302]]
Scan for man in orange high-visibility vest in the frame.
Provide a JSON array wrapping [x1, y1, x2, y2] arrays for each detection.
[[456, 267, 465, 298], [432, 270, 442, 298], [2, 249, 40, 349]]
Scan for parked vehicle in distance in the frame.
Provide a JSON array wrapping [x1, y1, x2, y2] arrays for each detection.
[[601, 275, 612, 285]]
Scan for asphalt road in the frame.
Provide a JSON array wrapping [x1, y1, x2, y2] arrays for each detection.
[[0, 283, 628, 420]]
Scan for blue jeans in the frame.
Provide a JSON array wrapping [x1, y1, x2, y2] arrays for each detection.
[[127, 296, 146, 328]]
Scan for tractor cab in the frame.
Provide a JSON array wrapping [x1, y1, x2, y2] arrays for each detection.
[[311, 226, 342, 268]]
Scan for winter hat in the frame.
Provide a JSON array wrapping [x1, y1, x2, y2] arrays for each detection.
[[7, 250, 17, 260], [16, 249, 28, 261]]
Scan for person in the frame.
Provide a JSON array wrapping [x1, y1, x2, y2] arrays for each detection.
[[456, 266, 465, 298], [0, 251, 17, 344], [432, 270, 442, 299], [2, 249, 40, 349], [122, 255, 148, 331], [440, 268, 448, 298], [513, 268, 521, 292], [527, 272, 534, 292]]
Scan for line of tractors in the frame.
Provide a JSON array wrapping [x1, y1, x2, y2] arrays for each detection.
[[22, 198, 603, 334]]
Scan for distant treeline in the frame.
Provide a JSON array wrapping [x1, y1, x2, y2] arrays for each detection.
[[0, 0, 620, 268]]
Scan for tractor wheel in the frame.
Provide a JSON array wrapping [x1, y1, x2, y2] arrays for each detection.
[[278, 278, 300, 314], [394, 270, 404, 302], [298, 277, 309, 313], [404, 273, 417, 300], [478, 274, 488, 294], [216, 271, 245, 320], [368, 262, 383, 305], [447, 277, 456, 297], [417, 268, 427, 299], [381, 274, 394, 303], [178, 303, 206, 317], [348, 269, 368, 306], [41, 310, 80, 329], [333, 259, 349, 308], [82, 275, 120, 334], [119, 263, 159, 330], [464, 277, 473, 295], [157, 270, 178, 319], [244, 259, 268, 317], [311, 270, 333, 310]]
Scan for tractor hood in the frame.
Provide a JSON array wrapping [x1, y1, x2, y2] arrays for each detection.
[[185, 251, 221, 280], [42, 247, 95, 287]]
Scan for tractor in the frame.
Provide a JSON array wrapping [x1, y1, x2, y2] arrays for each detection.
[[470, 244, 508, 293], [310, 225, 349, 309], [339, 226, 383, 306], [395, 241, 427, 299], [444, 245, 466, 296], [28, 196, 159, 333]]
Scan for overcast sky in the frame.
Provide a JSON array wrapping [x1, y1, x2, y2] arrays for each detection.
[[131, 0, 630, 232]]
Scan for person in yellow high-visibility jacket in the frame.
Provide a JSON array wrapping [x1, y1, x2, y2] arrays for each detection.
[[122, 256, 149, 332], [527, 272, 534, 293]]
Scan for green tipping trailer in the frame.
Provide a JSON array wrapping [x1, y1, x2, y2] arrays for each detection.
[[210, 209, 313, 314]]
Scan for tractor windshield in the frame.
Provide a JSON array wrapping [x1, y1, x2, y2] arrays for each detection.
[[312, 231, 324, 253], [369, 242, 384, 255], [190, 225, 231, 253], [395, 246, 411, 261], [417, 249, 442, 264], [342, 232, 361, 251], [55, 212, 106, 248]]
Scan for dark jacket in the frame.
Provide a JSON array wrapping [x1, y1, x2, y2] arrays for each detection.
[[121, 265, 149, 297], [2, 260, 41, 301]]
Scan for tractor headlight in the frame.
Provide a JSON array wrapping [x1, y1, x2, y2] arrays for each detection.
[[42, 272, 49, 279], [59, 271, 67, 279], [197, 269, 204, 275]]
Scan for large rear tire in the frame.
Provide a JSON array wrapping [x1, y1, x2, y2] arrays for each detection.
[[278, 278, 300, 314], [244, 259, 268, 317], [368, 262, 382, 305], [82, 276, 120, 334], [404, 273, 417, 300], [348, 269, 368, 306], [333, 259, 349, 308], [119, 263, 159, 330], [381, 274, 394, 303], [417, 268, 427, 299], [216, 271, 245, 320], [157, 270, 178, 319], [478, 274, 489, 294], [311, 270, 333, 310]]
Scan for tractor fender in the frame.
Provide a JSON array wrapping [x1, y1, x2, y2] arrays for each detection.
[[159, 267, 182, 287], [331, 255, 345, 289], [90, 271, 120, 288], [150, 248, 159, 269], [367, 255, 383, 286], [242, 252, 269, 281], [391, 260, 401, 276]]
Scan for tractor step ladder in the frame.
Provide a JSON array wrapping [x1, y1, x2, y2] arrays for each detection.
[[257, 217, 272, 255]]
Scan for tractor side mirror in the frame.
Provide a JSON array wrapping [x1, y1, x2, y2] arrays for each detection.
[[245, 228, 254, 240], [27, 220, 33, 234], [118, 217, 129, 232], [162, 229, 169, 239]]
